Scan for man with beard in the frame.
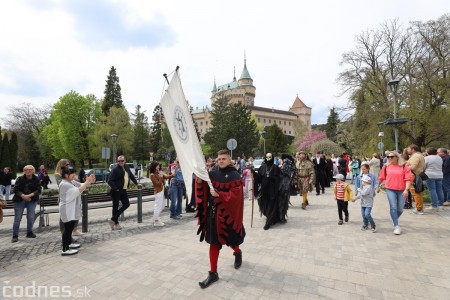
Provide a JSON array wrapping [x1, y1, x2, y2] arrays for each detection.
[[278, 154, 297, 223], [195, 149, 245, 289], [296, 151, 315, 209], [254, 152, 281, 230]]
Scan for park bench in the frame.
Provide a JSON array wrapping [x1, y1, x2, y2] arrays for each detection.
[[2, 187, 155, 231]]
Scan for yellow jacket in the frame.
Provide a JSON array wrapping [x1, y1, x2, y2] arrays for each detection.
[[333, 183, 354, 201]]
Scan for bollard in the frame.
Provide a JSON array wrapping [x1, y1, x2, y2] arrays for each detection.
[[137, 186, 143, 223], [82, 190, 88, 233]]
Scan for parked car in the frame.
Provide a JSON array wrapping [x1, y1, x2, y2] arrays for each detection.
[[252, 159, 264, 173], [85, 168, 110, 182]]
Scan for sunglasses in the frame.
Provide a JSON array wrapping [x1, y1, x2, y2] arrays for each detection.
[[387, 156, 396, 159], [118, 160, 125, 163]]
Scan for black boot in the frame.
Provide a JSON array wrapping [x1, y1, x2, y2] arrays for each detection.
[[263, 223, 270, 230], [199, 271, 219, 289], [233, 250, 242, 269]]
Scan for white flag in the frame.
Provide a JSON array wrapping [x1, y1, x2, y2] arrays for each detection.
[[159, 69, 213, 199]]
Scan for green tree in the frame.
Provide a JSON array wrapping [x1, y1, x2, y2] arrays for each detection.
[[0, 133, 10, 169], [42, 91, 101, 167], [204, 97, 259, 157], [9, 132, 18, 176], [91, 106, 134, 162], [131, 105, 151, 165], [265, 124, 288, 154], [311, 138, 344, 156], [149, 105, 164, 155], [102, 66, 123, 115], [325, 107, 340, 143]]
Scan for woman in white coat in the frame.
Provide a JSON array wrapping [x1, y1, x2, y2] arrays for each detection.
[[369, 153, 381, 180], [59, 167, 95, 256]]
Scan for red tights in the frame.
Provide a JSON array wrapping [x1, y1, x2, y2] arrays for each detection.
[[209, 244, 240, 272]]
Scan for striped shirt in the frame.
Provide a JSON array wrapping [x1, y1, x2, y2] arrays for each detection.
[[336, 183, 345, 200]]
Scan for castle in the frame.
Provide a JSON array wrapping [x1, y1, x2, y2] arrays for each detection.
[[192, 58, 312, 141]]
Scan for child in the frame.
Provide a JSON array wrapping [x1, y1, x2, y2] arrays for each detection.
[[353, 175, 376, 232], [42, 171, 52, 189], [333, 174, 353, 225]]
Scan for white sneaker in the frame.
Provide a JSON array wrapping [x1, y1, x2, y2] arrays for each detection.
[[425, 207, 438, 212], [108, 219, 116, 230], [61, 249, 78, 256], [153, 220, 165, 227], [412, 209, 424, 215], [393, 226, 401, 235], [69, 243, 81, 249]]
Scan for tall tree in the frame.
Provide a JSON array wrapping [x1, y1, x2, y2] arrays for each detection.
[[102, 66, 123, 115], [149, 105, 163, 154], [131, 105, 151, 165], [91, 106, 134, 163], [9, 132, 18, 175], [0, 133, 10, 169], [4, 103, 51, 168], [325, 107, 340, 143], [265, 124, 288, 154], [41, 91, 101, 167], [204, 97, 258, 157]]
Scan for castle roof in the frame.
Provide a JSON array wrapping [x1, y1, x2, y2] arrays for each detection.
[[239, 60, 252, 80], [249, 105, 297, 116], [291, 96, 311, 109]]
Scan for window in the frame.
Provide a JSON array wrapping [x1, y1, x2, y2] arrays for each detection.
[[284, 130, 286, 133], [269, 119, 271, 123], [289, 131, 291, 134], [284, 121, 286, 125], [289, 122, 291, 126], [258, 118, 260, 122], [200, 121, 203, 125], [206, 121, 208, 125], [279, 120, 281, 124], [263, 119, 266, 123]]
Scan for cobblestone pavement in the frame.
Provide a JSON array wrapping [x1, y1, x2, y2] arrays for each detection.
[[1, 188, 449, 299]]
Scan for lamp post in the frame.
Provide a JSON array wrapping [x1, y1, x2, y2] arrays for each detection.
[[388, 79, 400, 153], [111, 134, 118, 164], [377, 122, 384, 158], [260, 130, 266, 155]]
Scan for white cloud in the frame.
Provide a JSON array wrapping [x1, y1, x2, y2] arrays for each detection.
[[0, 0, 447, 127]]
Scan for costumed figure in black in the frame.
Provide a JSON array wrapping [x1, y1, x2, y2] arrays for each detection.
[[195, 149, 245, 289], [254, 152, 281, 230], [278, 154, 297, 223]]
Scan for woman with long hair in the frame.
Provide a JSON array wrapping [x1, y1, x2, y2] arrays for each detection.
[[150, 161, 174, 226], [377, 151, 413, 235]]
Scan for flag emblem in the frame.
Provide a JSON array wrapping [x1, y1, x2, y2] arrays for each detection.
[[173, 105, 189, 143]]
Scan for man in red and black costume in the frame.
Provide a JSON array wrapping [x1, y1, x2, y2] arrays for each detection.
[[195, 149, 246, 289]]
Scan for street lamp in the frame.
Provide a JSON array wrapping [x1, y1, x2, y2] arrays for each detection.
[[377, 122, 384, 157], [260, 130, 266, 155], [111, 134, 118, 164], [388, 79, 400, 153]]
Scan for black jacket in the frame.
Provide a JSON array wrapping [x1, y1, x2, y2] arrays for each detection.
[[108, 165, 138, 192], [12, 174, 41, 202], [0, 172, 12, 186]]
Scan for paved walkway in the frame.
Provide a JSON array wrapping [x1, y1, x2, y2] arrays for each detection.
[[1, 187, 449, 299]]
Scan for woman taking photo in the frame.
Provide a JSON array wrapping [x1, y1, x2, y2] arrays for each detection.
[[59, 166, 95, 256], [150, 161, 174, 226], [377, 151, 413, 235]]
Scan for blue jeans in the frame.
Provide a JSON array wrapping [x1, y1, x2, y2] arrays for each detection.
[[361, 206, 375, 226], [385, 189, 405, 227], [443, 173, 450, 202], [13, 200, 37, 237], [0, 185, 11, 200], [426, 178, 444, 207], [170, 184, 183, 217]]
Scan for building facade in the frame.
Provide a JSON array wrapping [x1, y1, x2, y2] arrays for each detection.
[[192, 59, 312, 141]]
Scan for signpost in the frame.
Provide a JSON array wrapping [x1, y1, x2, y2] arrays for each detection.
[[226, 138, 237, 159], [101, 147, 111, 181]]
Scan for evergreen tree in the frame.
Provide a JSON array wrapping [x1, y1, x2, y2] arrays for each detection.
[[9, 132, 18, 176], [149, 105, 163, 154], [203, 96, 232, 154], [325, 107, 340, 143], [131, 105, 151, 165], [102, 66, 123, 115], [265, 124, 288, 154], [0, 133, 10, 169]]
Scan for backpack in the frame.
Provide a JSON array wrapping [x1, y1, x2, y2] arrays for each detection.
[[414, 174, 425, 193]]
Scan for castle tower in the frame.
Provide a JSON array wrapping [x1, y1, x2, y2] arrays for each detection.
[[289, 95, 312, 130]]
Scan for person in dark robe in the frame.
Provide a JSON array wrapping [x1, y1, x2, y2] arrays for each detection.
[[278, 154, 296, 223], [195, 149, 245, 289], [254, 152, 281, 230]]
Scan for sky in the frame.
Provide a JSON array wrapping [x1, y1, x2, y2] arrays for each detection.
[[0, 0, 447, 128]]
